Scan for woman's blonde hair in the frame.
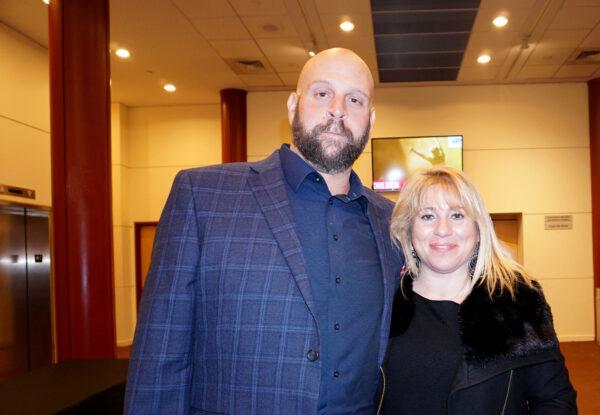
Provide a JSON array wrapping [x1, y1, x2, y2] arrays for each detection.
[[390, 165, 533, 298]]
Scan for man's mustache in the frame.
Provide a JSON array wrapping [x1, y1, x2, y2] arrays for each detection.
[[313, 118, 353, 140]]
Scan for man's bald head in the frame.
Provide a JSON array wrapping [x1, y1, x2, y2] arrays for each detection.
[[296, 48, 374, 102]]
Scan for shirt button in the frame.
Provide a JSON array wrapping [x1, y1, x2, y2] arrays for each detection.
[[315, 177, 321, 182], [334, 323, 340, 331], [333, 371, 340, 378], [307, 349, 319, 362], [332, 234, 339, 241], [335, 276, 341, 284]]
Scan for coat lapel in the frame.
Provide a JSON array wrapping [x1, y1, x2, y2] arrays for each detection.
[[367, 201, 402, 363], [247, 151, 319, 325]]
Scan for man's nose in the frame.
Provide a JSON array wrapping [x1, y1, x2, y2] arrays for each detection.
[[327, 96, 346, 119]]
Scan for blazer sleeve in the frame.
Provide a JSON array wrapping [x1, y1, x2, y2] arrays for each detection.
[[124, 170, 201, 414], [523, 353, 578, 415]]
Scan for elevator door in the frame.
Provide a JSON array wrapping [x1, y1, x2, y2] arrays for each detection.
[[0, 206, 52, 381]]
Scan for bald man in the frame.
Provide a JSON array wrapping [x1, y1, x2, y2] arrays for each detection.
[[125, 48, 404, 414]]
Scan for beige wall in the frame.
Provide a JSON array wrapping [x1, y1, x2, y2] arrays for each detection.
[[112, 103, 221, 344], [0, 23, 50, 207], [248, 83, 594, 341]]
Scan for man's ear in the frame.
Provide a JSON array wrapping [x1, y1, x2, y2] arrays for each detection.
[[370, 107, 376, 128], [287, 92, 298, 124]]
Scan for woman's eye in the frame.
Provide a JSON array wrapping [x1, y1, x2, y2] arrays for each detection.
[[450, 212, 465, 220], [420, 214, 434, 221]]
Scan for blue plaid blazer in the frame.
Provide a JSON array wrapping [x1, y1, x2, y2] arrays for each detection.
[[124, 150, 403, 414]]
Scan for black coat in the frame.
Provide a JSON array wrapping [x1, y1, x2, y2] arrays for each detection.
[[380, 276, 577, 415]]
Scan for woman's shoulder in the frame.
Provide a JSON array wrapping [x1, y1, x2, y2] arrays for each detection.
[[460, 276, 559, 363]]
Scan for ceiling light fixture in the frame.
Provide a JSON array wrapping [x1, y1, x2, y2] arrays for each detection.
[[42, 0, 50, 4], [163, 84, 176, 92], [308, 49, 316, 57], [339, 21, 355, 32], [493, 16, 508, 28], [477, 54, 491, 64], [115, 48, 131, 59]]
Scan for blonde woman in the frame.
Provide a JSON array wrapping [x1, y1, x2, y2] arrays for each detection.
[[381, 166, 576, 414]]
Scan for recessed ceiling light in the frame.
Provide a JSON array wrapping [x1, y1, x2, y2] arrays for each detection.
[[163, 84, 176, 92], [42, 0, 50, 4], [115, 48, 130, 59], [308, 49, 316, 57], [477, 54, 491, 64], [339, 21, 355, 32], [493, 16, 508, 28]]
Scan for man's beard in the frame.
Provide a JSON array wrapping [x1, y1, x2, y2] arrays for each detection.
[[292, 108, 370, 175]]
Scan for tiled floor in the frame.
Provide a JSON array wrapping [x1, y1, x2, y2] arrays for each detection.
[[116, 341, 600, 413]]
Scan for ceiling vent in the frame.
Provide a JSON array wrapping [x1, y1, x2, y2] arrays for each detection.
[[574, 50, 600, 64], [225, 58, 272, 75]]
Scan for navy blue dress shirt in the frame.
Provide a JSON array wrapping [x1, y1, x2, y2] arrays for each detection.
[[279, 145, 384, 414]]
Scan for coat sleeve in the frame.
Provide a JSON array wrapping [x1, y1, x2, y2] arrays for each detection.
[[523, 353, 578, 414], [124, 170, 201, 414]]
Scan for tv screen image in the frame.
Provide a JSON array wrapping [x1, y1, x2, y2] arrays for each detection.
[[371, 135, 463, 192]]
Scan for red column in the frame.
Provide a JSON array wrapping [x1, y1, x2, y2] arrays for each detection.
[[590, 80, 600, 293], [220, 89, 248, 163], [49, 0, 116, 360]]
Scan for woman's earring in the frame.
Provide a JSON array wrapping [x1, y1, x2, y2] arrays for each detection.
[[411, 247, 420, 274], [468, 242, 480, 278]]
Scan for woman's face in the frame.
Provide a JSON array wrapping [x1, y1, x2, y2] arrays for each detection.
[[411, 185, 479, 278]]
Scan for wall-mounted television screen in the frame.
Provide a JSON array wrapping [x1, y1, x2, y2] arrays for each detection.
[[371, 135, 463, 192]]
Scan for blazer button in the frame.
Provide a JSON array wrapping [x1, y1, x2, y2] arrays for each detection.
[[307, 349, 319, 362]]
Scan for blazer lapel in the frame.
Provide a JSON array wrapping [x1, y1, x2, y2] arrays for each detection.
[[367, 201, 402, 364], [247, 152, 319, 325]]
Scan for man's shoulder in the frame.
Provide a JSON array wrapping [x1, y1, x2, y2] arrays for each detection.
[[176, 151, 281, 184]]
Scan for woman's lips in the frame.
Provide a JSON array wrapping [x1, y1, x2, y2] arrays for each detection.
[[429, 243, 458, 252]]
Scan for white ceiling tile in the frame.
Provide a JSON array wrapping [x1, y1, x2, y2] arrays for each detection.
[[549, 7, 600, 30], [554, 64, 599, 77], [542, 29, 591, 47], [527, 45, 574, 65], [268, 54, 310, 72], [472, 7, 533, 34], [257, 37, 306, 57], [210, 39, 263, 58], [319, 13, 373, 40], [515, 65, 559, 79], [581, 25, 600, 47], [229, 0, 288, 16], [466, 30, 522, 50], [278, 72, 300, 87], [457, 65, 500, 82], [314, 0, 371, 14], [462, 47, 513, 67], [241, 15, 299, 39], [192, 17, 252, 40], [239, 74, 284, 87], [171, 0, 236, 18], [563, 0, 600, 6]]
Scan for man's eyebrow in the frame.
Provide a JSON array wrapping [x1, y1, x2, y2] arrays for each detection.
[[308, 80, 370, 100]]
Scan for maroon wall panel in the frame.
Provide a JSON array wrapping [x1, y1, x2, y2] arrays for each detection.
[[49, 0, 116, 360], [220, 89, 248, 163]]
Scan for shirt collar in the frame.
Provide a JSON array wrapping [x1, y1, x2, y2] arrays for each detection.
[[279, 144, 368, 203]]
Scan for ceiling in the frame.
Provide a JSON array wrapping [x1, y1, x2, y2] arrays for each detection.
[[1, 0, 600, 106]]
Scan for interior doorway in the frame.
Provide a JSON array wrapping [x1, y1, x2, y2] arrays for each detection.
[[134, 222, 157, 307]]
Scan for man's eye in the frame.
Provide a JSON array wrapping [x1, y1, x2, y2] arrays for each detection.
[[315, 91, 329, 98], [348, 96, 362, 105]]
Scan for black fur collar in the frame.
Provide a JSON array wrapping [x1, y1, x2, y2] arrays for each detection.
[[390, 275, 559, 363]]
